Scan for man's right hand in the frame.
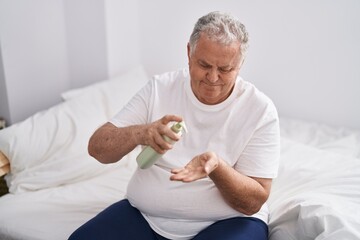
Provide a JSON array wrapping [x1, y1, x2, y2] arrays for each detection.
[[88, 114, 183, 164], [140, 115, 183, 154]]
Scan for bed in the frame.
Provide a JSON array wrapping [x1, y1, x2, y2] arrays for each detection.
[[0, 66, 359, 240]]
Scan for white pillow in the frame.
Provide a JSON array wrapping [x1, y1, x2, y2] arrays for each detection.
[[268, 137, 360, 239], [280, 117, 360, 158], [61, 65, 148, 102], [0, 65, 149, 193]]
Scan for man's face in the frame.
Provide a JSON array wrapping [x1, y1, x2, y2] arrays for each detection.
[[187, 34, 243, 105]]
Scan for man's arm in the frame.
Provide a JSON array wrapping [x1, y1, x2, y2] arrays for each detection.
[[209, 157, 272, 215], [170, 152, 272, 215], [88, 115, 183, 164], [88, 122, 144, 164]]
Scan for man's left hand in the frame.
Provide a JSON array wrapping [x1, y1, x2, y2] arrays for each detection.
[[170, 152, 219, 182]]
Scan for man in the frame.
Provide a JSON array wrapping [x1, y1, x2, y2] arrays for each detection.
[[69, 11, 280, 240]]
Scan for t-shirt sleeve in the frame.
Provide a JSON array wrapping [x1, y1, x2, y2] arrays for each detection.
[[109, 80, 153, 127], [234, 105, 280, 179]]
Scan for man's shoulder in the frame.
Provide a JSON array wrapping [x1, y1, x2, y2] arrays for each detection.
[[237, 78, 277, 114], [239, 79, 272, 101], [153, 68, 189, 82], [149, 68, 189, 92]]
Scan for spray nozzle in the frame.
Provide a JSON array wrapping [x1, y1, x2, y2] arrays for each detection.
[[172, 121, 188, 134]]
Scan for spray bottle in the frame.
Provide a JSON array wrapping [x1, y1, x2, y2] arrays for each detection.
[[136, 121, 187, 169]]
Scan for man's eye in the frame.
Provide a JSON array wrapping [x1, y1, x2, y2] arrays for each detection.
[[199, 62, 211, 69], [219, 68, 232, 73]]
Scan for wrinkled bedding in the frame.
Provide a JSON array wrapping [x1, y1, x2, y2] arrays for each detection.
[[0, 67, 359, 239], [268, 117, 360, 240]]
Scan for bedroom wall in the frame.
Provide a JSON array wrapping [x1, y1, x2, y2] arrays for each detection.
[[105, 0, 141, 78], [0, 0, 70, 125], [0, 0, 359, 130], [0, 0, 138, 125], [63, 0, 109, 89], [0, 47, 10, 125], [138, 0, 360, 130]]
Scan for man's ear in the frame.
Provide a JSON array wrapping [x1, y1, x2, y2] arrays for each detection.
[[239, 56, 246, 68], [187, 43, 191, 62]]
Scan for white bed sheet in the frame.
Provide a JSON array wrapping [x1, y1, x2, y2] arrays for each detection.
[[0, 68, 359, 240], [0, 149, 139, 240], [268, 117, 360, 240], [279, 117, 360, 159], [1, 117, 358, 240], [0, 66, 149, 240]]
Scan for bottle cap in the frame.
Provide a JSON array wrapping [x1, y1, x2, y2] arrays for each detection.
[[172, 121, 188, 133]]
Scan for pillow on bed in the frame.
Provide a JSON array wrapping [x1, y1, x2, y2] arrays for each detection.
[[61, 65, 147, 101], [268, 137, 360, 240], [0, 65, 148, 193], [280, 117, 360, 158]]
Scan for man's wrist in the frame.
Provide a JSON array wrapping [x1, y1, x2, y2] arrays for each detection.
[[209, 153, 225, 177]]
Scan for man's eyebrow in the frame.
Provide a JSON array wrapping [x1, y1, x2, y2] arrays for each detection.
[[219, 65, 232, 69], [198, 61, 214, 69], [197, 60, 233, 70], [198, 60, 211, 66]]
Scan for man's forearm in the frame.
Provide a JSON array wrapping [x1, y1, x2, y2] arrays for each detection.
[[88, 122, 144, 164], [209, 159, 271, 216]]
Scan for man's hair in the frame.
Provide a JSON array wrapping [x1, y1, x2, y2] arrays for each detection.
[[189, 11, 249, 57]]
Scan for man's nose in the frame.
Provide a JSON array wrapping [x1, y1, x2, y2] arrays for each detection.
[[206, 68, 219, 83]]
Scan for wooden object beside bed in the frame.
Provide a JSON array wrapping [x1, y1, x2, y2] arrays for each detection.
[[0, 151, 10, 197], [0, 151, 10, 177]]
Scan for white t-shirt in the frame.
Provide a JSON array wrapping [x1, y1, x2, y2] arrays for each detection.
[[110, 68, 280, 240]]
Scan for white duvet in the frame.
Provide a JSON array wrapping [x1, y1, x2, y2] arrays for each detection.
[[0, 67, 360, 239], [0, 66, 147, 240], [0, 160, 136, 240], [268, 137, 360, 239]]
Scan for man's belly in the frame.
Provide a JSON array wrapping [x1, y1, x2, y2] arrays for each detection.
[[126, 166, 243, 221]]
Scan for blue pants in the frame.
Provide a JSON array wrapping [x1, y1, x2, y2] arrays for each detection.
[[68, 199, 268, 240]]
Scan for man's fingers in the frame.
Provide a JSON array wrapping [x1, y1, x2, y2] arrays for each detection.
[[170, 168, 183, 174], [170, 169, 189, 181], [161, 115, 183, 124]]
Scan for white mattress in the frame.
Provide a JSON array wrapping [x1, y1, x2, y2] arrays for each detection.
[[1, 117, 359, 240], [268, 117, 360, 240], [0, 66, 149, 240], [0, 153, 138, 240], [0, 65, 359, 240]]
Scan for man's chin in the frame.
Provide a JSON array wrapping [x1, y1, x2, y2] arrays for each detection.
[[199, 95, 222, 105]]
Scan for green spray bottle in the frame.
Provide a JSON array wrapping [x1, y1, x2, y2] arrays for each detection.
[[136, 121, 187, 169]]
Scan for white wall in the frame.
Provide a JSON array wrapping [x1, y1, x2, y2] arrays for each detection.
[[0, 46, 10, 123], [105, 0, 141, 78], [1, 0, 359, 129], [63, 0, 109, 89], [0, 0, 128, 125], [0, 0, 70, 124], [138, 0, 360, 129]]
